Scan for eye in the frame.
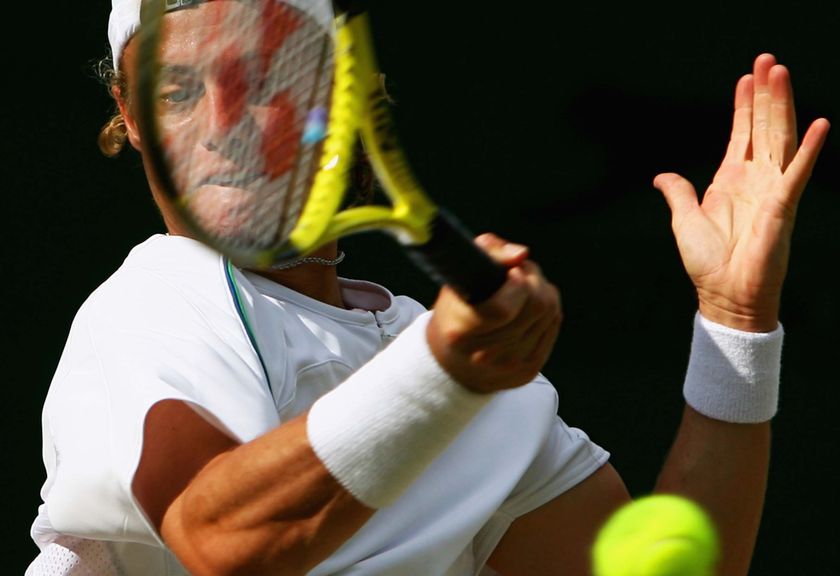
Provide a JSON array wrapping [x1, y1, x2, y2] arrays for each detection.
[[160, 83, 200, 105], [157, 68, 204, 113]]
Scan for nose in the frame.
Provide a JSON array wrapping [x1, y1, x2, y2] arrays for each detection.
[[202, 58, 252, 153]]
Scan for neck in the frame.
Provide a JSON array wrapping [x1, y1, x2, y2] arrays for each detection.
[[159, 214, 345, 306], [252, 243, 346, 308]]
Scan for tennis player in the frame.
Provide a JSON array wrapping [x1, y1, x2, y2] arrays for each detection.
[[26, 1, 829, 575]]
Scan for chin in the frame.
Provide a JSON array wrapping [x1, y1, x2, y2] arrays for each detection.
[[188, 183, 286, 249]]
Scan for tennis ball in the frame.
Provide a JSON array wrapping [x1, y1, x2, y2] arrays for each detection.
[[592, 494, 719, 576]]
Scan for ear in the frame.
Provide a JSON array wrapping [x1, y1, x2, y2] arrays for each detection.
[[114, 85, 143, 151]]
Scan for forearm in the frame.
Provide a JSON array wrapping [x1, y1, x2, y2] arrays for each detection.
[[158, 313, 490, 575], [649, 51, 828, 576], [653, 312, 781, 575], [162, 413, 374, 576], [655, 406, 770, 576]]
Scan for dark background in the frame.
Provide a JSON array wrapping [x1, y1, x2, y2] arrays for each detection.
[[4, 1, 838, 574]]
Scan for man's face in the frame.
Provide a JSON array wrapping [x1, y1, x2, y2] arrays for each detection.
[[139, 0, 331, 247]]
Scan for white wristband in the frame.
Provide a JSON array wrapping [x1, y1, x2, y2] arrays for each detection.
[[306, 312, 492, 508], [683, 312, 783, 423]]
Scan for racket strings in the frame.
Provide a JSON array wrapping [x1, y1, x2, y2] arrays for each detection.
[[277, 35, 334, 243], [156, 0, 335, 252]]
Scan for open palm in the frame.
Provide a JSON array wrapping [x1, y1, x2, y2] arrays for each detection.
[[654, 53, 830, 332]]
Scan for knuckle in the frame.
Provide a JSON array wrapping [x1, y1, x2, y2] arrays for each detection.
[[534, 283, 561, 315], [482, 298, 520, 324]]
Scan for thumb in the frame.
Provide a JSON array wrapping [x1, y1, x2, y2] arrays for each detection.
[[474, 233, 529, 268], [653, 172, 699, 222]]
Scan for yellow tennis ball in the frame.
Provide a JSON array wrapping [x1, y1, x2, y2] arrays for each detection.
[[592, 494, 719, 576]]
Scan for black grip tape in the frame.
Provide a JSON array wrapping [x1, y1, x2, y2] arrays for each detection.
[[405, 209, 508, 304]]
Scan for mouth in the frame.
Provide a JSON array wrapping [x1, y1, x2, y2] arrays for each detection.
[[199, 171, 268, 189]]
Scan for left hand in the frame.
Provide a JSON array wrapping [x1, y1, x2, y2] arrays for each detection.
[[654, 53, 830, 332]]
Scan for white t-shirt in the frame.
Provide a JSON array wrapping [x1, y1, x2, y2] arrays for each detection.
[[27, 234, 609, 576]]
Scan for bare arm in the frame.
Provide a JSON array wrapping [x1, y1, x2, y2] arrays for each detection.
[[487, 463, 631, 575], [651, 53, 828, 574], [483, 53, 829, 576], [654, 406, 769, 574], [133, 402, 373, 576], [486, 411, 766, 576], [131, 237, 561, 576], [482, 412, 768, 576]]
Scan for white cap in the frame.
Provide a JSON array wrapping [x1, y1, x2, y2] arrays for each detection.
[[108, 0, 141, 71], [108, 0, 334, 71]]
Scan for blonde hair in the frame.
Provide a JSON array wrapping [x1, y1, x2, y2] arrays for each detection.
[[95, 55, 130, 158]]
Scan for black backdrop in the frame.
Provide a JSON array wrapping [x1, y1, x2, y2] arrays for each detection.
[[5, 2, 839, 574]]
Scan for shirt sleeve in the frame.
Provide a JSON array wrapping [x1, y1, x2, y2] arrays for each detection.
[[499, 412, 610, 520], [471, 375, 610, 570], [41, 264, 279, 547]]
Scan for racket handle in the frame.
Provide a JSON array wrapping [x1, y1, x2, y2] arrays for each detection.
[[406, 209, 509, 304]]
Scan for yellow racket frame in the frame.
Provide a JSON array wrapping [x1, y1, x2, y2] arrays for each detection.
[[284, 12, 438, 264], [138, 0, 440, 270]]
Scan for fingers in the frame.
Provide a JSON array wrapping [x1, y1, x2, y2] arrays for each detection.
[[515, 266, 562, 362], [428, 236, 563, 392], [781, 117, 831, 207], [750, 53, 801, 170], [750, 53, 776, 163], [472, 234, 558, 359], [476, 264, 561, 385], [474, 233, 529, 268], [462, 234, 535, 328], [769, 64, 797, 169], [471, 261, 562, 365], [723, 74, 754, 164]]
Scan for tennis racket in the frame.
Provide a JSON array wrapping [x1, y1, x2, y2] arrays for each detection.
[[135, 0, 507, 303]]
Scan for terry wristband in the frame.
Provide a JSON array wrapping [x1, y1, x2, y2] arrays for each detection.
[[306, 312, 492, 508], [683, 311, 784, 423]]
